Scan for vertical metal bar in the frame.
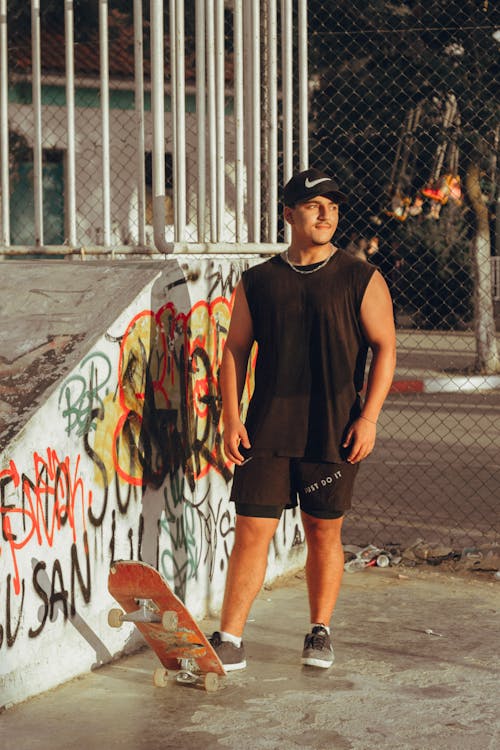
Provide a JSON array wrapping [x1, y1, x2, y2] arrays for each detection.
[[0, 0, 10, 245], [215, 0, 225, 240], [134, 0, 146, 246], [261, 0, 268, 240], [251, 1, 261, 242], [267, 0, 278, 242], [31, 0, 44, 246], [170, 0, 187, 241], [169, 0, 177, 234], [174, 0, 186, 240], [195, 0, 206, 242], [150, 0, 168, 252], [99, 0, 111, 246], [206, 0, 217, 241], [298, 0, 308, 171], [233, 0, 244, 243], [65, 0, 77, 246], [243, 1, 253, 239], [281, 0, 293, 243]]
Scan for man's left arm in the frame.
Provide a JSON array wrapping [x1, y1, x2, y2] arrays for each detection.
[[343, 270, 397, 463]]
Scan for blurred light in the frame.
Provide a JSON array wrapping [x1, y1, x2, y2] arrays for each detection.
[[445, 43, 465, 57]]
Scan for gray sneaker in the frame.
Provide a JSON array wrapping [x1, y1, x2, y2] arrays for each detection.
[[209, 632, 247, 671], [301, 625, 334, 668]]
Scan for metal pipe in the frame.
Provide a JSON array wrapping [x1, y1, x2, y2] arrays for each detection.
[[267, 0, 278, 242], [195, 0, 206, 242], [243, 1, 253, 239], [261, 0, 269, 240], [99, 0, 111, 246], [206, 0, 217, 241], [0, 0, 10, 245], [169, 0, 177, 234], [176, 0, 186, 240], [133, 0, 146, 246], [215, 0, 225, 241], [0, 241, 286, 256], [65, 0, 77, 246], [171, 0, 186, 241], [251, 0, 261, 242], [298, 0, 308, 171], [281, 0, 293, 243], [150, 0, 169, 252], [31, 0, 44, 245], [233, 0, 244, 243]]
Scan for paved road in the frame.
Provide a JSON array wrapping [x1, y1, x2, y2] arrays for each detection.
[[345, 390, 500, 549], [395, 328, 500, 375]]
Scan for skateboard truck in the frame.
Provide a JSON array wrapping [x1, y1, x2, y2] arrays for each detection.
[[108, 603, 219, 689], [153, 665, 221, 692], [108, 599, 179, 630]]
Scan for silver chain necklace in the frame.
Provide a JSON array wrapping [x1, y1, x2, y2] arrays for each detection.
[[283, 247, 336, 275]]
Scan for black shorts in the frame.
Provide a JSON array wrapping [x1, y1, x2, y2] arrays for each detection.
[[229, 456, 359, 520]]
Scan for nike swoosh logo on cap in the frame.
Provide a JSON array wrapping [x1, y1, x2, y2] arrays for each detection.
[[304, 176, 331, 188]]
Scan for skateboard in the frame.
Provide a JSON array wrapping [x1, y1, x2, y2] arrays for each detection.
[[108, 560, 225, 692]]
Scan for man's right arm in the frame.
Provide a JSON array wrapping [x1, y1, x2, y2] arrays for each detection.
[[219, 281, 255, 465]]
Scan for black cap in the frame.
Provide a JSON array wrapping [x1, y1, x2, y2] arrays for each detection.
[[283, 168, 348, 207]]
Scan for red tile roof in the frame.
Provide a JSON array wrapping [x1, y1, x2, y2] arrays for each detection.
[[8, 11, 234, 85]]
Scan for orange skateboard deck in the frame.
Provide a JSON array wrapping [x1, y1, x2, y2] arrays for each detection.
[[108, 560, 225, 691]]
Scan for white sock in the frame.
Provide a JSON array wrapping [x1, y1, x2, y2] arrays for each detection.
[[311, 623, 330, 634], [219, 630, 242, 647]]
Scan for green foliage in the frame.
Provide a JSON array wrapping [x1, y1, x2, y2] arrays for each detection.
[[393, 204, 473, 329]]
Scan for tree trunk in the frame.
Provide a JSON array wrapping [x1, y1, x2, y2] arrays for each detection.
[[465, 161, 499, 373]]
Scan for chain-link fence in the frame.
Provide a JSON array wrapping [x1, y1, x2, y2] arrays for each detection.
[[2, 1, 499, 552], [308, 1, 499, 330], [305, 1, 500, 553]]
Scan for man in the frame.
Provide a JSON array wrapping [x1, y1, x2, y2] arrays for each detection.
[[209, 168, 396, 671]]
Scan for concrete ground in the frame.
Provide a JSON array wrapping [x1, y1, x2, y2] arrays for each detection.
[[2, 566, 498, 750]]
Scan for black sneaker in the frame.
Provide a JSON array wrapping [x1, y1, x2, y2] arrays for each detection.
[[209, 631, 247, 672], [301, 625, 334, 668]]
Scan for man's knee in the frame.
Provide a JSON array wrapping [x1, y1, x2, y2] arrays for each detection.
[[233, 514, 280, 549], [301, 513, 344, 543]]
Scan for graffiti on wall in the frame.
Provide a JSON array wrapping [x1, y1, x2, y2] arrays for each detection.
[[160, 470, 236, 599], [0, 262, 259, 651], [64, 284, 255, 495], [0, 450, 91, 648]]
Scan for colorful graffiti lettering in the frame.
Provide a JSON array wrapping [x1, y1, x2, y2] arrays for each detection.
[[87, 294, 256, 493], [58, 352, 112, 437], [0, 450, 92, 597], [160, 472, 235, 600]]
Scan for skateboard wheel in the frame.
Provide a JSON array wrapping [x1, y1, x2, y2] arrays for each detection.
[[162, 610, 178, 631], [108, 608, 124, 628], [203, 673, 220, 693], [153, 667, 169, 688]]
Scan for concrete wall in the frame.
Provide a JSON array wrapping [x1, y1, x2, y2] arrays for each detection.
[[0, 257, 306, 709]]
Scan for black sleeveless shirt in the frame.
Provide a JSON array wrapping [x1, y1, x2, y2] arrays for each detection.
[[241, 249, 376, 462]]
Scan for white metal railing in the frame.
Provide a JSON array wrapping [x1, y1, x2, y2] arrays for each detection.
[[0, 1, 309, 256], [151, 0, 309, 250], [0, 0, 9, 245], [31, 0, 44, 245]]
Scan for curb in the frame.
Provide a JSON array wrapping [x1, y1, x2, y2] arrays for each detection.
[[390, 374, 500, 394]]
